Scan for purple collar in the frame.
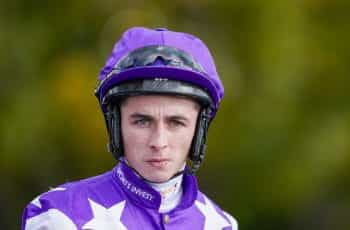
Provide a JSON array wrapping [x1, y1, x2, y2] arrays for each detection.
[[112, 161, 198, 212]]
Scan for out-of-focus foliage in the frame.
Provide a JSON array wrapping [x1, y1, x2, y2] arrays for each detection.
[[1, 0, 349, 229]]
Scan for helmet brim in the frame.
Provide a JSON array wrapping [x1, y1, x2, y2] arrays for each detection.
[[96, 66, 220, 114]]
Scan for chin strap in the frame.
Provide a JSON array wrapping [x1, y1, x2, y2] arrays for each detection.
[[189, 107, 212, 174], [105, 104, 123, 159]]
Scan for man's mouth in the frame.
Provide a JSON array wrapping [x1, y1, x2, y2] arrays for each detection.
[[146, 158, 170, 168]]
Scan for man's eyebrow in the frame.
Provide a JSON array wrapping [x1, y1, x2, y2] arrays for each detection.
[[166, 115, 190, 122], [129, 113, 153, 119], [129, 113, 190, 121]]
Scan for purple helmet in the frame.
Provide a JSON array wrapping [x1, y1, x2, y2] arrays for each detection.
[[95, 27, 224, 117], [95, 27, 224, 173]]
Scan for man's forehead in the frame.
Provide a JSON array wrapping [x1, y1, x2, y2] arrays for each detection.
[[121, 94, 200, 110]]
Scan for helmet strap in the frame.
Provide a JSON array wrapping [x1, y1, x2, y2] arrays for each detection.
[[189, 107, 212, 173], [105, 104, 123, 159]]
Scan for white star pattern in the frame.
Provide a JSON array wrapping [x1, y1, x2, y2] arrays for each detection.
[[30, 187, 66, 209], [195, 196, 231, 230], [223, 211, 238, 230], [25, 208, 77, 230], [82, 199, 127, 230]]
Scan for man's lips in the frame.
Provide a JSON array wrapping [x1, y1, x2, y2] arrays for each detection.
[[146, 158, 170, 168]]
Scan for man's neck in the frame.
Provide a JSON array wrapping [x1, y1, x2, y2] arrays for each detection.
[[121, 157, 185, 213], [147, 174, 183, 213]]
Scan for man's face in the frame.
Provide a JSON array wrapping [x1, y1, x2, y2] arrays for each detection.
[[121, 95, 200, 183]]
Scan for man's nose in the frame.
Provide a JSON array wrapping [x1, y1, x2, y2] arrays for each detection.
[[149, 123, 168, 151]]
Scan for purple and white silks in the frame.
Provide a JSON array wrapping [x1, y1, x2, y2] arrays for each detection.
[[22, 161, 238, 229]]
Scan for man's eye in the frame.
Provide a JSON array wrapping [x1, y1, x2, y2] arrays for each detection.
[[134, 119, 150, 127], [170, 120, 185, 128]]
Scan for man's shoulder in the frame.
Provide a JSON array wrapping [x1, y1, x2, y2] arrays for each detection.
[[32, 169, 114, 203], [22, 168, 122, 227], [195, 191, 238, 230], [63, 169, 115, 192]]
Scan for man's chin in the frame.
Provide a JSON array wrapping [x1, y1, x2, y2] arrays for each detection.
[[144, 172, 173, 183]]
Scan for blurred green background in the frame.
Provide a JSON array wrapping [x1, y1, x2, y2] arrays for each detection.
[[1, 0, 350, 229]]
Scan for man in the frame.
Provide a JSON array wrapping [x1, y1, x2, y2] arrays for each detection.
[[22, 27, 238, 229]]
